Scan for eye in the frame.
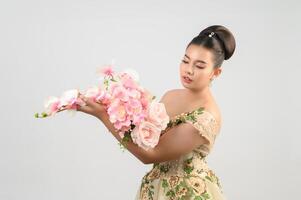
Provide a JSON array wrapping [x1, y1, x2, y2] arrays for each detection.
[[196, 66, 205, 69], [182, 59, 188, 64]]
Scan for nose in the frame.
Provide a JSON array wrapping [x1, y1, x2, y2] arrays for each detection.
[[186, 65, 194, 75]]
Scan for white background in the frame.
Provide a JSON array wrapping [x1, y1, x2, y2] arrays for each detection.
[[0, 0, 300, 199]]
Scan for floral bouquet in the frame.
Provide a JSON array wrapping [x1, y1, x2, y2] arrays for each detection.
[[35, 64, 170, 151]]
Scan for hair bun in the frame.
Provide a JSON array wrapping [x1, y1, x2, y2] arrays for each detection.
[[199, 25, 236, 60]]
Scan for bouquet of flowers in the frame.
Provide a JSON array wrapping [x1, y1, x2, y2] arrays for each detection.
[[35, 64, 170, 151]]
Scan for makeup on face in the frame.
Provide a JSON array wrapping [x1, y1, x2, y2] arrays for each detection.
[[182, 75, 193, 84]]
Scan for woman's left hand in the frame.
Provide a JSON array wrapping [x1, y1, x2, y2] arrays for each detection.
[[76, 94, 106, 119]]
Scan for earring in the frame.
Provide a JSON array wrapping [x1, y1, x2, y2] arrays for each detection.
[[209, 77, 215, 87]]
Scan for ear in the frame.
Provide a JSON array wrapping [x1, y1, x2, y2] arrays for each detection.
[[213, 67, 222, 78]]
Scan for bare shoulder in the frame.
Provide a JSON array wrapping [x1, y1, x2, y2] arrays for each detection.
[[159, 89, 184, 107], [159, 89, 184, 117], [159, 89, 222, 127], [159, 89, 182, 101]]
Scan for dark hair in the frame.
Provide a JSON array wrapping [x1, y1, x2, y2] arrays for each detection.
[[186, 25, 236, 68]]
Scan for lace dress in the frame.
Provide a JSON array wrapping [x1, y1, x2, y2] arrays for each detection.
[[134, 107, 226, 200]]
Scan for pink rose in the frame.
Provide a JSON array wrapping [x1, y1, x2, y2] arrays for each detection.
[[107, 99, 128, 125], [131, 121, 161, 151], [147, 102, 170, 130], [110, 83, 129, 102], [113, 114, 132, 130], [124, 99, 143, 115], [127, 88, 141, 99], [120, 72, 138, 89]]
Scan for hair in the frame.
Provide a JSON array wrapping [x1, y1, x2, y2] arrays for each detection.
[[186, 25, 236, 68]]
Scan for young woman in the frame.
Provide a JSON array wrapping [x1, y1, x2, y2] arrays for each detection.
[[77, 24, 236, 200]]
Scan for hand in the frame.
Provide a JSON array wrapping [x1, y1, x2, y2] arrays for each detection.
[[76, 94, 106, 119]]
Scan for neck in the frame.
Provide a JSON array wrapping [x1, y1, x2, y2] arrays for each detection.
[[185, 86, 212, 104]]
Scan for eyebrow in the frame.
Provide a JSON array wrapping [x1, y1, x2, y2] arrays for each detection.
[[184, 54, 207, 64]]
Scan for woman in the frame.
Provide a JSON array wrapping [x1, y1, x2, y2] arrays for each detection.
[[77, 24, 236, 200]]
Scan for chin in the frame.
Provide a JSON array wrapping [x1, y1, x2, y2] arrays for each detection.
[[181, 82, 191, 89]]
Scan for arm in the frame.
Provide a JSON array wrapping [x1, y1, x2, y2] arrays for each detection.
[[96, 90, 207, 164]]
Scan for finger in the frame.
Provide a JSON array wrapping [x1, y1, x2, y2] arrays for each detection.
[[77, 104, 94, 114], [79, 94, 90, 105], [79, 94, 96, 107], [83, 96, 99, 109]]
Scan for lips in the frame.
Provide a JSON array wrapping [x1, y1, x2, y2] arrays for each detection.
[[183, 76, 192, 81], [183, 76, 193, 82]]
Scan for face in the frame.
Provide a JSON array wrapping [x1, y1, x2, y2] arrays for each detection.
[[179, 44, 221, 91]]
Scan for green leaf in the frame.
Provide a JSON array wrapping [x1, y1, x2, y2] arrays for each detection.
[[153, 163, 159, 168], [183, 167, 193, 174], [162, 179, 168, 188], [205, 176, 212, 182], [179, 180, 186, 187], [194, 196, 204, 200], [202, 192, 210, 199], [159, 165, 169, 173], [111, 77, 117, 82], [148, 189, 154, 200], [186, 157, 193, 163], [175, 184, 180, 192], [166, 190, 175, 197]]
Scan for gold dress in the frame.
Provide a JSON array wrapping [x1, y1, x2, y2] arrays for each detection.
[[134, 107, 226, 200]]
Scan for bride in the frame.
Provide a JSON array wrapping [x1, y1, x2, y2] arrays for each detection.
[[77, 24, 236, 200]]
